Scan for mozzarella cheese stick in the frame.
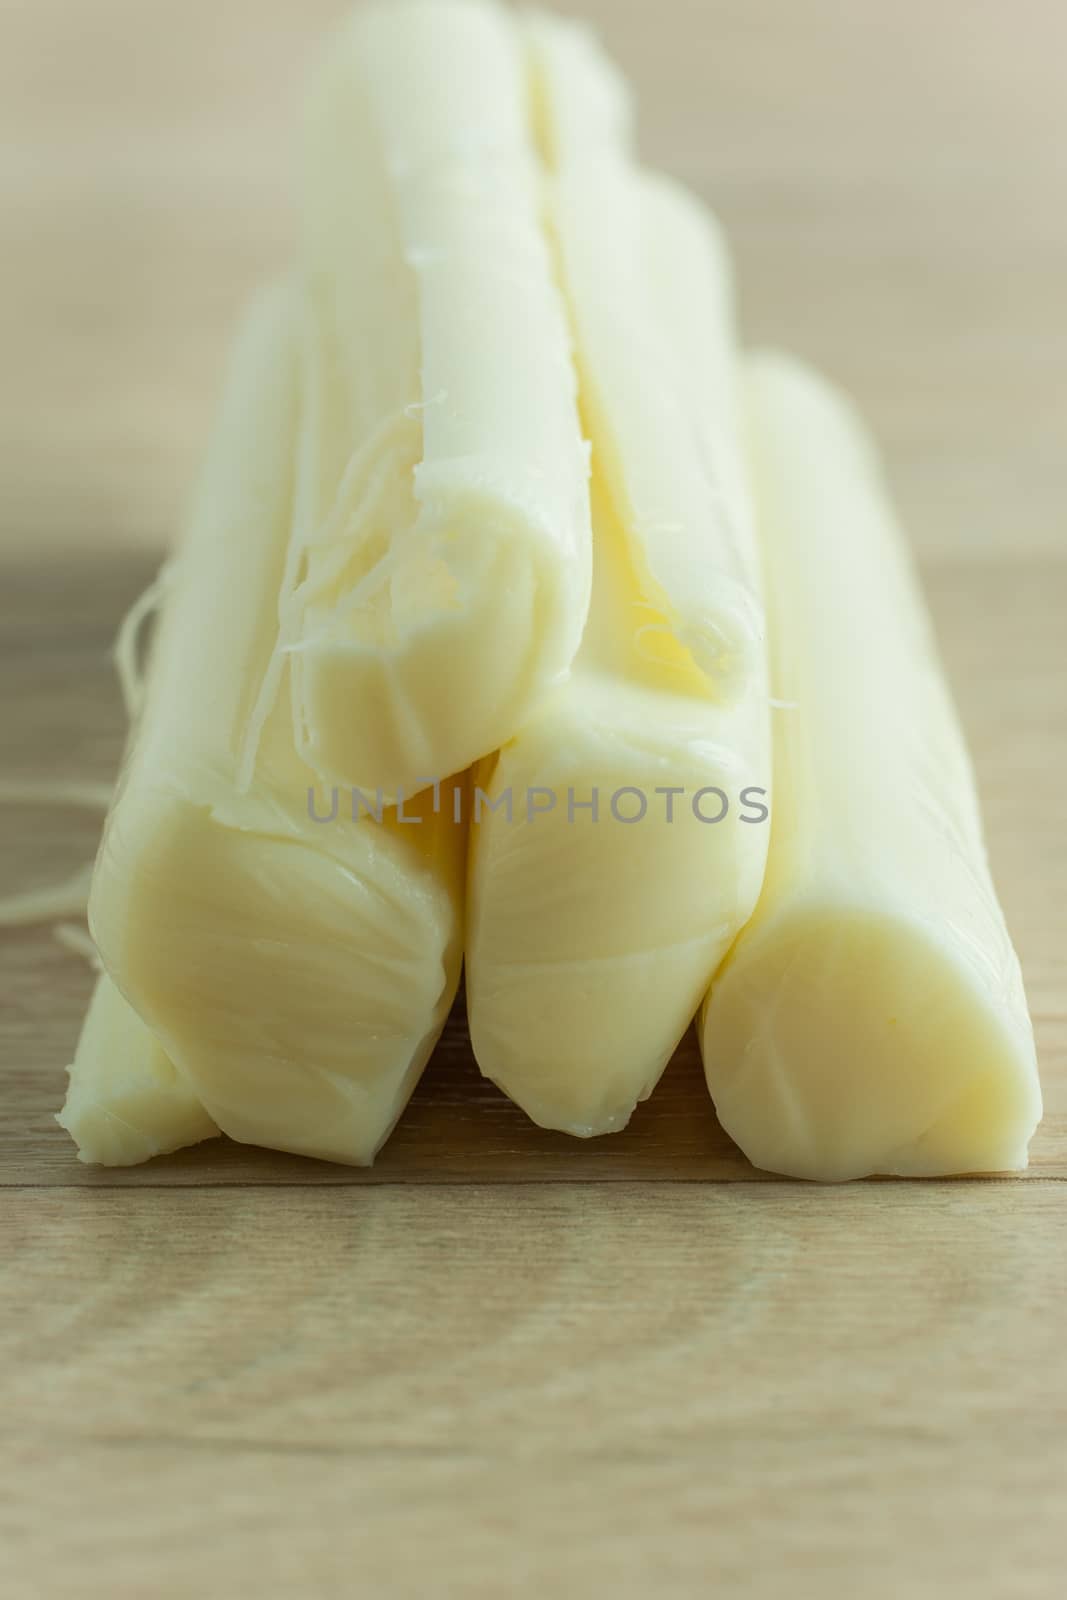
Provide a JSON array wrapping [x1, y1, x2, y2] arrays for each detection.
[[525, 10, 762, 697], [276, 0, 592, 803], [466, 49, 770, 1137], [700, 353, 1042, 1181], [86, 285, 466, 1167], [57, 978, 218, 1167]]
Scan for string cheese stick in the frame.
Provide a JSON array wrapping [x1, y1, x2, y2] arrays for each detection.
[[85, 284, 466, 1167], [57, 977, 219, 1167], [278, 0, 592, 803], [700, 353, 1042, 1180], [466, 14, 769, 1137], [526, 9, 763, 697]]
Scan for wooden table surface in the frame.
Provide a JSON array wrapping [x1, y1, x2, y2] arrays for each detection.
[[3, 2, 1066, 1595]]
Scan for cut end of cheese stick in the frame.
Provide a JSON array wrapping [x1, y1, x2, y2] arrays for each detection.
[[466, 73, 770, 1138], [700, 353, 1042, 1181], [285, 0, 592, 801], [467, 470, 768, 1138], [57, 977, 219, 1167], [93, 784, 464, 1167], [86, 284, 466, 1168]]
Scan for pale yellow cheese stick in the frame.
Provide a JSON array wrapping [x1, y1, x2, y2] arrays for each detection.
[[85, 285, 466, 1167], [700, 353, 1042, 1180], [466, 15, 769, 1135], [277, 0, 592, 803], [57, 977, 218, 1167], [526, 9, 763, 695]]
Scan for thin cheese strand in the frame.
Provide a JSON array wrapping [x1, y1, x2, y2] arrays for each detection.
[[0, 781, 109, 928]]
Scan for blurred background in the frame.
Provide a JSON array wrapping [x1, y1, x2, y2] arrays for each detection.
[[3, 0, 1066, 564], [4, 18, 1066, 1589]]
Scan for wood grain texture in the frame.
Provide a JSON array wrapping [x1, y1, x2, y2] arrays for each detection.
[[2, 1, 1066, 1595], [5, 1184, 1067, 1599]]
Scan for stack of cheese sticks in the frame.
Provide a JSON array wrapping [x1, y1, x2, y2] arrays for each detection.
[[58, 0, 1042, 1180]]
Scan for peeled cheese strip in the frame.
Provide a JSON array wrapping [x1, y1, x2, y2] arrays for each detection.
[[700, 353, 1042, 1180], [466, 166, 770, 1129], [87, 284, 466, 1167], [279, 0, 592, 803], [525, 9, 762, 698], [57, 978, 219, 1167]]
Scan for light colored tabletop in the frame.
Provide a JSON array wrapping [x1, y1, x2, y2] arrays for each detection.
[[2, 2, 1066, 1596]]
